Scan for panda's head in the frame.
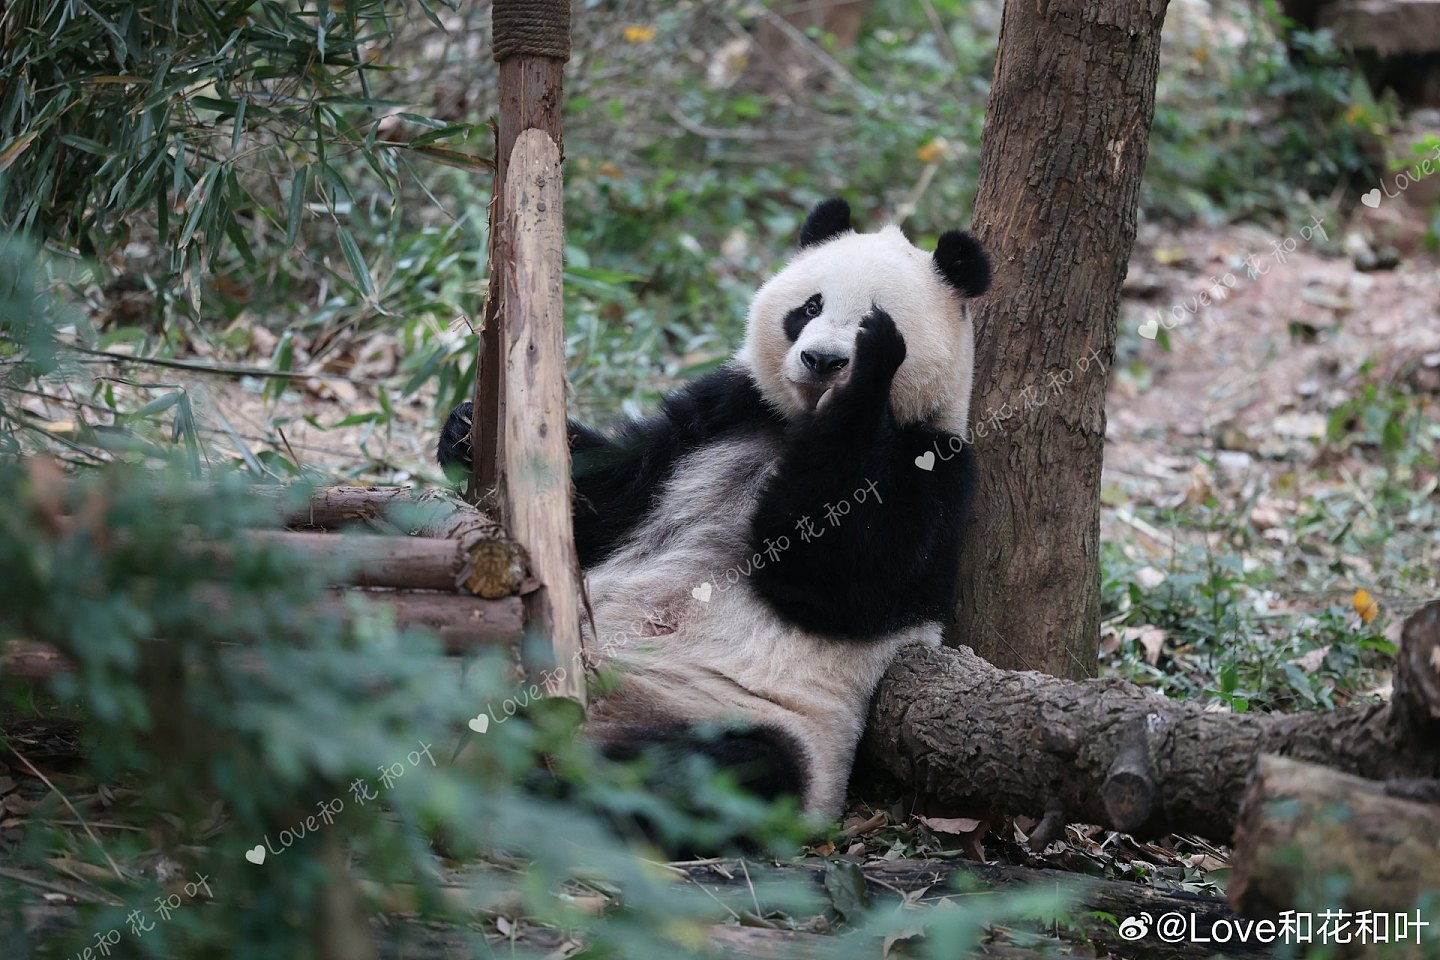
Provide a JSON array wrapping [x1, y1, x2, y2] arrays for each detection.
[[739, 198, 990, 435]]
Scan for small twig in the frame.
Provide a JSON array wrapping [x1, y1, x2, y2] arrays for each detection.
[[67, 345, 385, 386], [8, 745, 127, 883], [692, 879, 743, 922], [755, 9, 876, 103], [894, 161, 941, 228], [275, 425, 307, 477], [920, 0, 959, 64], [660, 102, 824, 144], [1026, 806, 1068, 851], [0, 866, 120, 905], [841, 809, 887, 838], [861, 871, 910, 901], [738, 858, 763, 919], [1112, 508, 1174, 548]]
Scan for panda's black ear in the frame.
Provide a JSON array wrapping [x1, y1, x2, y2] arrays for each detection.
[[798, 198, 852, 248], [933, 230, 991, 299]]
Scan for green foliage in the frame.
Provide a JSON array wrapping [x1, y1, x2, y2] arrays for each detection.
[[1098, 422, 1435, 712], [0, 0, 489, 378], [0, 456, 1080, 956], [1404, 134, 1440, 251], [1146, 5, 1390, 224], [550, 0, 994, 418]]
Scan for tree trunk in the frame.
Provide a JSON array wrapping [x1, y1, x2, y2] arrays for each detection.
[[858, 620, 1440, 843], [1229, 756, 1440, 919], [952, 0, 1171, 678]]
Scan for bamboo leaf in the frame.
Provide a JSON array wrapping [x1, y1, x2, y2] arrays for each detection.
[[285, 164, 310, 248], [336, 226, 374, 299]]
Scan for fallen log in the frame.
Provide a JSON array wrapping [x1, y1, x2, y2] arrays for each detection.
[[340, 590, 524, 653], [257, 486, 528, 599], [683, 857, 1262, 960], [58, 485, 529, 598], [1394, 598, 1440, 737], [2, 592, 523, 681], [1229, 755, 1440, 918], [277, 485, 421, 530], [0, 640, 71, 679], [240, 530, 523, 599], [859, 602, 1440, 843]]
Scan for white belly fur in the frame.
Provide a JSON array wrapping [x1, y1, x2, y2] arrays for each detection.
[[581, 434, 941, 816]]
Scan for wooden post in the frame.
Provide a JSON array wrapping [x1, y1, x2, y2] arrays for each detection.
[[471, 1, 585, 703]]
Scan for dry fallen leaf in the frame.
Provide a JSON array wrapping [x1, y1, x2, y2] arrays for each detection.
[[1288, 646, 1330, 673], [1136, 625, 1167, 666], [883, 924, 928, 958], [919, 816, 983, 834]]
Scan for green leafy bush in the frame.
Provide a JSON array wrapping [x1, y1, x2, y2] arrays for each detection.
[[1146, 4, 1390, 224]]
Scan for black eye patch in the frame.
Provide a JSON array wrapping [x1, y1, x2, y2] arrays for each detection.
[[783, 293, 823, 342]]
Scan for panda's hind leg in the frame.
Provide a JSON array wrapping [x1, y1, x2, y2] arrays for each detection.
[[601, 724, 807, 804], [576, 723, 809, 854]]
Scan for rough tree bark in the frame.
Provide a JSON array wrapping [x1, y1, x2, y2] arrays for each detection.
[[858, 601, 1440, 844], [952, 0, 1171, 678], [1229, 756, 1440, 917]]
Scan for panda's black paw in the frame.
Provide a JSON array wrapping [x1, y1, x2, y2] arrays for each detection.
[[437, 400, 474, 479], [850, 306, 907, 394]]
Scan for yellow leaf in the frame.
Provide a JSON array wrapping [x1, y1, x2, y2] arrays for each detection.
[[1352, 588, 1379, 624], [0, 133, 38, 172], [623, 25, 657, 43], [916, 137, 948, 165]]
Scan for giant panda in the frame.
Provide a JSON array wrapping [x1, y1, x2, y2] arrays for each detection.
[[438, 198, 989, 820]]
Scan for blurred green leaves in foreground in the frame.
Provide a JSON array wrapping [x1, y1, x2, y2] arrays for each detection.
[[0, 254, 1075, 957]]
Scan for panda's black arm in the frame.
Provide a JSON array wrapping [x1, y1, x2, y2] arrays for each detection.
[[433, 366, 778, 567], [435, 402, 609, 476], [746, 309, 974, 639], [747, 416, 974, 639], [571, 364, 781, 566]]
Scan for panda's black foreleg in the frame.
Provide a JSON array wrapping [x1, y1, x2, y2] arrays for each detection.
[[436, 400, 476, 479], [437, 400, 610, 475], [748, 310, 972, 639], [440, 366, 780, 566]]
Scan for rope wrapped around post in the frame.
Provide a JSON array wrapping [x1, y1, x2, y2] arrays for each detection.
[[492, 0, 571, 62]]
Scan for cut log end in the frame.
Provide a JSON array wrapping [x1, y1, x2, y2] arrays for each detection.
[[1395, 599, 1440, 737], [463, 538, 527, 599], [1230, 755, 1440, 917]]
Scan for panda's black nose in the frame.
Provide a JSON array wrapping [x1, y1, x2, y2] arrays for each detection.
[[800, 350, 850, 378]]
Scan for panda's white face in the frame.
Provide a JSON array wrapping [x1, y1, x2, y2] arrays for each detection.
[[740, 224, 977, 435]]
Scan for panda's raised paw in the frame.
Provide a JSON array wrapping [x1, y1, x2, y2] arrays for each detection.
[[850, 307, 907, 389], [437, 400, 474, 476]]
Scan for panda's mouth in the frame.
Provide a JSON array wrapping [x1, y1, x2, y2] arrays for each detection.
[[790, 377, 846, 413]]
